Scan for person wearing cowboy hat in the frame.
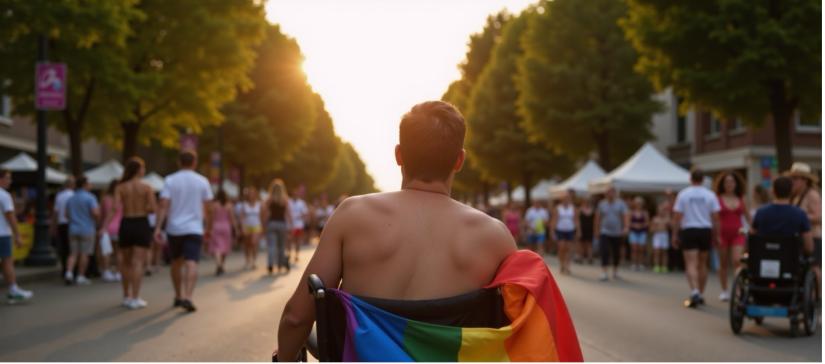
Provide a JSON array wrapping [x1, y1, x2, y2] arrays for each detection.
[[785, 162, 821, 299]]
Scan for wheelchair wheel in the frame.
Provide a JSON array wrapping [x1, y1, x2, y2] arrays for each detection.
[[729, 269, 748, 334], [802, 270, 818, 336]]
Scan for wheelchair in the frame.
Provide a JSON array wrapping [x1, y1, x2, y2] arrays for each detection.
[[729, 234, 819, 337]]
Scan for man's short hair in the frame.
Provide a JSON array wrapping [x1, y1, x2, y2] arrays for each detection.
[[75, 176, 88, 188], [690, 168, 704, 183], [399, 101, 466, 182], [773, 176, 793, 199], [0, 168, 9, 179], [179, 150, 197, 168]]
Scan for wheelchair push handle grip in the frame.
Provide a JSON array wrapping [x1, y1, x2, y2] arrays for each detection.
[[308, 274, 326, 299]]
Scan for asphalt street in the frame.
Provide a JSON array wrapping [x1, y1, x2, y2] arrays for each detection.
[[0, 248, 821, 361]]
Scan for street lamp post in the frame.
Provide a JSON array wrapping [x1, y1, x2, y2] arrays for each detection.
[[25, 34, 56, 266]]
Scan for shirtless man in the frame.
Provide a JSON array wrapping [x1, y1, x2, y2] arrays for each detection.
[[275, 101, 517, 361], [786, 162, 821, 297]]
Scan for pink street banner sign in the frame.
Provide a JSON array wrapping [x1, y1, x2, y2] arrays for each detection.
[[35, 63, 67, 110]]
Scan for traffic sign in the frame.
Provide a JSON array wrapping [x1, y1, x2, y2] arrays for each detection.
[[35, 63, 66, 110]]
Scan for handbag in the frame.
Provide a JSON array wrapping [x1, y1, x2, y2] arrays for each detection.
[[100, 232, 113, 256]]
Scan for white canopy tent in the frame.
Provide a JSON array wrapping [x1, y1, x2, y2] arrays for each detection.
[[1, 153, 68, 184], [550, 160, 605, 199], [85, 160, 123, 188], [588, 143, 692, 194], [142, 172, 165, 192], [211, 180, 239, 199], [488, 179, 557, 206]]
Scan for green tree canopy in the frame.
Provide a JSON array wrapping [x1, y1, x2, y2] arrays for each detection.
[[112, 0, 267, 160], [466, 10, 572, 205], [346, 143, 378, 196], [621, 0, 821, 171], [273, 93, 339, 196], [0, 0, 140, 174], [321, 141, 356, 200], [518, 0, 661, 170]]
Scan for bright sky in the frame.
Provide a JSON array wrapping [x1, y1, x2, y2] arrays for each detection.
[[265, 0, 535, 192]]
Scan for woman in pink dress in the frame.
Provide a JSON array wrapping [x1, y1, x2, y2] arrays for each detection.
[[502, 202, 522, 244], [208, 190, 236, 276]]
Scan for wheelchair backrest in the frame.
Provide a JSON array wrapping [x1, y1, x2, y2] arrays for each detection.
[[747, 234, 802, 283]]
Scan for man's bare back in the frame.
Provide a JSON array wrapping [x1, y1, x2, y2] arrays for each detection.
[[331, 190, 516, 300]]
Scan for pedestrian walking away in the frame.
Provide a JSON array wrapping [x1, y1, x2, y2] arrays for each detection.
[[207, 190, 235, 276], [594, 186, 629, 281], [112, 157, 156, 310], [287, 192, 308, 263], [0, 169, 33, 303], [154, 150, 213, 313], [552, 190, 577, 274], [786, 162, 822, 301], [502, 202, 522, 244], [673, 169, 720, 308], [99, 180, 123, 283], [524, 200, 549, 255], [577, 198, 595, 265], [51, 176, 75, 278], [64, 176, 100, 286], [628, 196, 649, 271], [650, 203, 671, 273], [714, 171, 750, 302], [261, 179, 292, 274], [239, 187, 263, 270]]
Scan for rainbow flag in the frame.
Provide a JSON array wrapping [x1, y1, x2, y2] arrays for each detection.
[[333, 250, 583, 361]]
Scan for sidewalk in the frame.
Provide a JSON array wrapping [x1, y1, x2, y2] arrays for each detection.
[[6, 263, 61, 285]]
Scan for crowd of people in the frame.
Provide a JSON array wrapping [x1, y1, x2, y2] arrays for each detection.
[[479, 163, 821, 308], [0, 150, 342, 310]]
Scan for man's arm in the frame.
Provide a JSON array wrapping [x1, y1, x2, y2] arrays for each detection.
[[593, 208, 601, 240], [802, 231, 814, 254], [276, 198, 348, 361], [622, 208, 631, 236], [805, 192, 821, 226], [154, 198, 169, 242], [671, 212, 683, 248], [5, 211, 21, 247]]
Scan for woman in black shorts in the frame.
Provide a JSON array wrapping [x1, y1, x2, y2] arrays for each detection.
[[115, 157, 156, 310]]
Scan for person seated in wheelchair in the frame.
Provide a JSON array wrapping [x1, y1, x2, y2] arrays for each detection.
[[750, 176, 815, 261], [274, 102, 581, 362]]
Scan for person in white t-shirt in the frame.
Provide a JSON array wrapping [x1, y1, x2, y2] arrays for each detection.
[[673, 169, 720, 308], [288, 191, 309, 263], [154, 151, 213, 313], [0, 169, 33, 302], [51, 176, 75, 277]]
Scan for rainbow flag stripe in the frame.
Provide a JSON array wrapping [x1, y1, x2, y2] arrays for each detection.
[[333, 250, 583, 362]]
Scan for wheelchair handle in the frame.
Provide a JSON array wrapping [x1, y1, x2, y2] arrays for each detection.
[[308, 274, 326, 299]]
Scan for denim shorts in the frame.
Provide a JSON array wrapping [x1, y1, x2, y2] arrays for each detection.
[[0, 236, 11, 258], [555, 230, 575, 241], [628, 231, 647, 245]]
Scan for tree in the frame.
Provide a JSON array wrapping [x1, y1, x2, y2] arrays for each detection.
[[0, 0, 139, 175], [113, 0, 267, 160], [273, 93, 339, 196], [466, 10, 572, 206], [621, 0, 821, 171], [198, 24, 317, 188], [518, 0, 661, 170], [345, 143, 378, 195], [441, 11, 511, 203], [321, 141, 356, 200]]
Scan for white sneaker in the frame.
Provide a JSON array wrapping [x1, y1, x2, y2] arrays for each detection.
[[719, 292, 730, 302], [133, 298, 148, 308], [114, 272, 122, 281], [75, 276, 91, 285], [102, 270, 116, 282], [8, 286, 33, 301], [64, 271, 74, 284], [122, 297, 134, 307]]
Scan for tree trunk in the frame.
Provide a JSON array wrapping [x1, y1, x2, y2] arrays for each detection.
[[523, 170, 533, 207], [238, 164, 246, 198], [121, 121, 141, 162], [505, 182, 513, 204], [594, 130, 611, 170], [66, 119, 83, 177], [768, 82, 796, 172]]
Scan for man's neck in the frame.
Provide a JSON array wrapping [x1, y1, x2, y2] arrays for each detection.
[[401, 178, 450, 196], [774, 199, 790, 205]]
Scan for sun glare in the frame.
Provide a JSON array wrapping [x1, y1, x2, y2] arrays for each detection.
[[266, 0, 535, 191]]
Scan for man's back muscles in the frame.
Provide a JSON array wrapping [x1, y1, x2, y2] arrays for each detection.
[[334, 191, 516, 300]]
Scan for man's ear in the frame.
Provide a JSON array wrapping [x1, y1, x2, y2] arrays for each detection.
[[395, 145, 403, 166], [453, 149, 465, 172]]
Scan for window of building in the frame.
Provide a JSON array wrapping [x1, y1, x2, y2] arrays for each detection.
[[729, 118, 745, 134], [795, 110, 821, 132], [705, 113, 722, 138], [676, 97, 687, 143]]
